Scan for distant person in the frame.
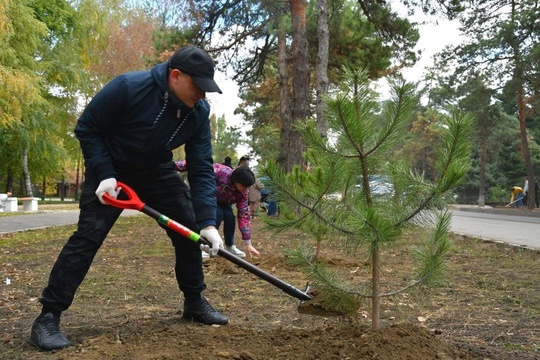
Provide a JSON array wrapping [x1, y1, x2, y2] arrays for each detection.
[[510, 186, 524, 208], [222, 156, 233, 168], [523, 177, 529, 206], [535, 178, 539, 208], [238, 155, 250, 167], [249, 177, 265, 218], [265, 198, 279, 217], [259, 176, 279, 218]]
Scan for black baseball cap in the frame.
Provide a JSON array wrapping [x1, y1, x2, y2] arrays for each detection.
[[169, 46, 222, 94]]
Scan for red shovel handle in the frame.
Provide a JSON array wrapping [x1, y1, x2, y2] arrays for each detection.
[[102, 181, 144, 211]]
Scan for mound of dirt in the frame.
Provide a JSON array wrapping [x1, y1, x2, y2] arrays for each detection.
[[54, 320, 474, 360]]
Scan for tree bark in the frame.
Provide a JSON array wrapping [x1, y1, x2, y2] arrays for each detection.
[[478, 144, 487, 206], [371, 248, 381, 330], [22, 147, 33, 197], [510, 0, 535, 210], [277, 16, 292, 169], [41, 176, 46, 201], [60, 175, 65, 201], [75, 152, 82, 200], [517, 86, 535, 209], [316, 0, 329, 137], [286, 0, 309, 172], [5, 169, 14, 194]]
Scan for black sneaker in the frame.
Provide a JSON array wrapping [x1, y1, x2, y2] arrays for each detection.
[[29, 313, 71, 351], [183, 298, 228, 325]]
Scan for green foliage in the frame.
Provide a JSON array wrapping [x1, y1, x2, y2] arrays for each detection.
[[0, 0, 87, 194], [1, 0, 163, 193], [434, 110, 473, 191], [412, 210, 452, 285], [211, 114, 243, 163], [401, 0, 466, 18], [431, 0, 540, 206], [246, 123, 280, 164], [487, 184, 507, 205], [0, 0, 47, 126], [262, 67, 472, 328], [307, 0, 419, 80]]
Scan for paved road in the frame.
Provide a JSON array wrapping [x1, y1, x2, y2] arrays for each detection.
[[0, 209, 140, 235], [1, 206, 539, 251], [450, 209, 540, 250]]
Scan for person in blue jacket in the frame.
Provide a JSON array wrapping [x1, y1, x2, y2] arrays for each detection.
[[29, 46, 227, 351]]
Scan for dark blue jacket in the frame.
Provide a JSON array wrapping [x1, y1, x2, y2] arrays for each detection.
[[74, 61, 216, 228]]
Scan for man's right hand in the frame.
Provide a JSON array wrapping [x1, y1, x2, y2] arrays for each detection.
[[200, 227, 223, 257], [95, 178, 121, 205]]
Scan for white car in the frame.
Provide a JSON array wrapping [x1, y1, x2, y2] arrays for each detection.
[[367, 175, 393, 195], [325, 175, 393, 201]]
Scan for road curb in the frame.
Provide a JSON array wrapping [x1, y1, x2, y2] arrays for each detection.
[[449, 205, 540, 218]]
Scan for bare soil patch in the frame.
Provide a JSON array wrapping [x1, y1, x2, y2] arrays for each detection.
[[1, 213, 538, 359]]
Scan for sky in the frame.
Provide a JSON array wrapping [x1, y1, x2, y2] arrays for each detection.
[[206, 73, 243, 130], [206, 11, 465, 159], [206, 73, 250, 158], [402, 17, 464, 85]]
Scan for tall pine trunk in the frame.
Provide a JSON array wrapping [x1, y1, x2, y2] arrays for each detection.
[[284, 0, 309, 172], [278, 16, 292, 169], [517, 86, 535, 209], [478, 144, 487, 206], [42, 176, 46, 201], [510, 0, 535, 209], [316, 0, 329, 137], [75, 152, 82, 200]]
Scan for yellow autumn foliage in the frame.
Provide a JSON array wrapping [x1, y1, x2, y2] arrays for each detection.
[[0, 66, 42, 126], [0, 0, 45, 127]]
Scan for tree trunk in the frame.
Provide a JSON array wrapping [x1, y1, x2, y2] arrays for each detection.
[[509, 0, 535, 209], [316, 0, 329, 137], [478, 144, 487, 206], [42, 176, 46, 201], [75, 153, 81, 200], [371, 248, 381, 330], [6, 169, 14, 194], [517, 86, 535, 209], [278, 16, 292, 169], [61, 175, 66, 201], [22, 147, 33, 197], [286, 0, 309, 172]]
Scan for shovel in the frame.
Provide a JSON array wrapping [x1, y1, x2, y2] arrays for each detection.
[[103, 181, 312, 301]]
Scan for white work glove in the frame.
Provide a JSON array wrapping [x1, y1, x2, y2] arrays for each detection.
[[200, 227, 223, 257], [95, 178, 121, 205]]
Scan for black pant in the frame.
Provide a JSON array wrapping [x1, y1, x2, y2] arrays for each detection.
[[40, 164, 205, 313]]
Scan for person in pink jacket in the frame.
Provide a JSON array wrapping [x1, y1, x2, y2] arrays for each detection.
[[176, 160, 261, 258]]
